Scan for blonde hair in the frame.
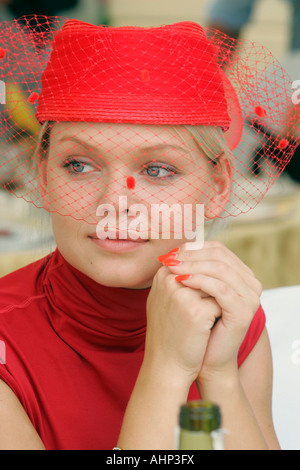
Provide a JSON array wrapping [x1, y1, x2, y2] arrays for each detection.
[[183, 125, 233, 238], [185, 125, 231, 164]]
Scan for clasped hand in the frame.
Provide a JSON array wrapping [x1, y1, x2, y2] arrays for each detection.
[[145, 241, 262, 388]]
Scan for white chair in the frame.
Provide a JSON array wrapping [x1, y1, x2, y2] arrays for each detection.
[[261, 286, 300, 450]]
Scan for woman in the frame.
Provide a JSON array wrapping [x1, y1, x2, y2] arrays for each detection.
[[0, 18, 297, 450]]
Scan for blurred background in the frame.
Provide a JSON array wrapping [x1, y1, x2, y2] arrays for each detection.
[[0, 0, 299, 289]]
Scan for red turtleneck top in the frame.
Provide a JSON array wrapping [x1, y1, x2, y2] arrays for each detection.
[[0, 250, 266, 449]]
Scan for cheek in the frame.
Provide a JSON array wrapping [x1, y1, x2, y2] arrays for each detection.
[[51, 213, 82, 250], [178, 169, 213, 201], [47, 176, 99, 222], [50, 214, 93, 275]]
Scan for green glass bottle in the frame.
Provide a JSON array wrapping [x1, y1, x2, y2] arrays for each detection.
[[179, 401, 223, 450]]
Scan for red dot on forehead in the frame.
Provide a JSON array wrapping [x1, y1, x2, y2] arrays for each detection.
[[126, 176, 136, 190]]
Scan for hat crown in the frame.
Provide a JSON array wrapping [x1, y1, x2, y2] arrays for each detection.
[[37, 19, 230, 128]]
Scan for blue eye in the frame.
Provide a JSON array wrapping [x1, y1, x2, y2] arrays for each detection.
[[62, 158, 95, 174], [144, 164, 176, 179]]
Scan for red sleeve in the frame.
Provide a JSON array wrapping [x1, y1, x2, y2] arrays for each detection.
[[237, 305, 266, 368], [187, 305, 266, 401]]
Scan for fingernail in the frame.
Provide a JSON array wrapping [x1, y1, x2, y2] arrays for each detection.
[[163, 259, 182, 267], [158, 253, 177, 263], [169, 247, 180, 254], [175, 274, 192, 282]]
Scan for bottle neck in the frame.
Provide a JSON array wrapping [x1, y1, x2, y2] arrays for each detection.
[[178, 401, 224, 450], [179, 429, 215, 450]]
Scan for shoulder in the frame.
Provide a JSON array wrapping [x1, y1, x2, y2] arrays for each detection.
[[0, 254, 53, 314], [0, 378, 46, 449], [0, 253, 55, 410]]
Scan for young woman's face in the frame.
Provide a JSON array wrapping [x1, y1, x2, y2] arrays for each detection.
[[40, 122, 230, 288]]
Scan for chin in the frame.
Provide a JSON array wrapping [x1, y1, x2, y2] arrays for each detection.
[[56, 238, 156, 289], [92, 272, 152, 289], [83, 262, 153, 289]]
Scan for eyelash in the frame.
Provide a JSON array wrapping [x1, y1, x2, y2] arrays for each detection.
[[62, 158, 178, 180], [62, 158, 96, 174], [142, 163, 177, 180]]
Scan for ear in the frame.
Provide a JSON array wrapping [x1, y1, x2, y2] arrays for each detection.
[[204, 154, 232, 219]]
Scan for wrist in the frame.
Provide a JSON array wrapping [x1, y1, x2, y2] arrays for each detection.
[[197, 363, 241, 399], [139, 355, 193, 399]]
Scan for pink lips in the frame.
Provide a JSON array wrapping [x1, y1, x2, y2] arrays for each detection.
[[89, 231, 149, 253], [90, 230, 148, 242]]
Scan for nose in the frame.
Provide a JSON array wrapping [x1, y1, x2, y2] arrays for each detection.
[[99, 172, 137, 204], [96, 168, 142, 221]]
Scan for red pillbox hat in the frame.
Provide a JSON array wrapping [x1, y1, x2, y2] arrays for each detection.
[[37, 21, 232, 128]]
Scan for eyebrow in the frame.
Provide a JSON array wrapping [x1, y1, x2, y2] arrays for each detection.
[[140, 144, 190, 155], [57, 136, 190, 155], [58, 136, 97, 151]]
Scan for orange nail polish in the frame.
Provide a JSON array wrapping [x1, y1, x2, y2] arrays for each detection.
[[163, 259, 182, 267], [175, 274, 191, 282], [169, 247, 180, 254], [158, 253, 177, 263]]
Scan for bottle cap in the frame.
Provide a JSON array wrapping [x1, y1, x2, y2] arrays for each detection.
[[180, 401, 221, 432]]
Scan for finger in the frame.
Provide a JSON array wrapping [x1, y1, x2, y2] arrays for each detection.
[[177, 272, 261, 322], [173, 275, 212, 298], [167, 259, 262, 299], [153, 265, 208, 299], [159, 242, 262, 299], [156, 258, 212, 299], [179, 241, 255, 278], [177, 273, 255, 320], [199, 297, 222, 327]]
